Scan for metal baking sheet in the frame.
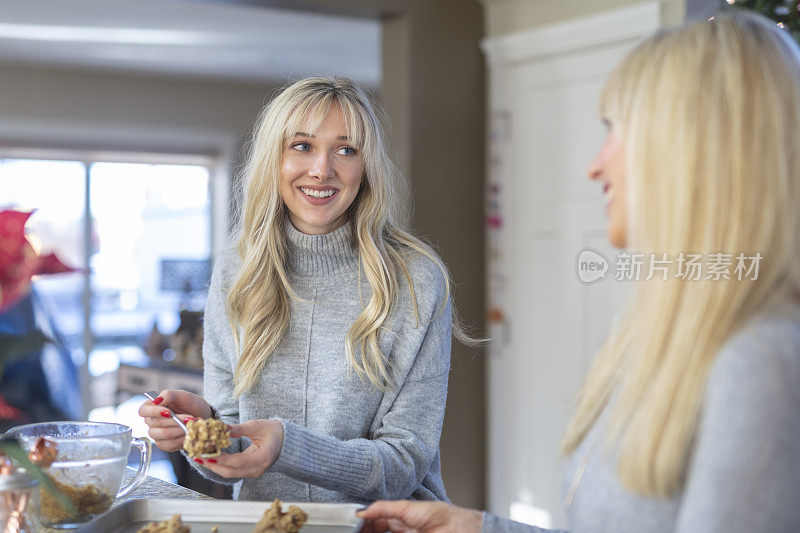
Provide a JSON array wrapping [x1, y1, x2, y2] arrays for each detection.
[[75, 498, 364, 533]]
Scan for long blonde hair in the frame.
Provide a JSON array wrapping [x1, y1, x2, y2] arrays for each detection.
[[228, 77, 471, 398], [561, 11, 800, 496]]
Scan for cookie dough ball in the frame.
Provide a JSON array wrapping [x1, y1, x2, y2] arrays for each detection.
[[183, 418, 231, 459], [252, 499, 308, 533]]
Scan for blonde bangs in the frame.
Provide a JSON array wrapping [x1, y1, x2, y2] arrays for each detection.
[[597, 34, 659, 134], [281, 92, 367, 153]]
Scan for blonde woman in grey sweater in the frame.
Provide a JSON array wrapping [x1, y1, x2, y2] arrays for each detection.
[[139, 78, 471, 503], [360, 11, 800, 532]]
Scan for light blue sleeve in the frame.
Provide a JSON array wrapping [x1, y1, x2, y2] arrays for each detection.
[[481, 512, 565, 532], [675, 313, 800, 532]]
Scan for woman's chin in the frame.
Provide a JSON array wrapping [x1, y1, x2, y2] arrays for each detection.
[[290, 214, 347, 235]]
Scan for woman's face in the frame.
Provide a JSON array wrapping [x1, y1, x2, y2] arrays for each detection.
[[279, 104, 364, 235], [588, 122, 627, 248]]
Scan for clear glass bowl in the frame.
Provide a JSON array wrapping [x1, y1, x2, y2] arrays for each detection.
[[4, 421, 151, 529]]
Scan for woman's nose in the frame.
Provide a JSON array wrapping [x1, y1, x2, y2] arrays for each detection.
[[587, 154, 603, 182], [309, 152, 333, 180]]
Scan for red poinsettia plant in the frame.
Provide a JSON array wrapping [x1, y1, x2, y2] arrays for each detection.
[[0, 209, 75, 311], [0, 209, 77, 420]]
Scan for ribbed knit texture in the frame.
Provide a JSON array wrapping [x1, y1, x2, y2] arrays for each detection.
[[196, 221, 451, 504], [285, 221, 358, 276], [483, 301, 800, 533]]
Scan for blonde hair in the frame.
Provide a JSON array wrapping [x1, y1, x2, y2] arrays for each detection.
[[561, 11, 800, 496], [228, 77, 472, 397]]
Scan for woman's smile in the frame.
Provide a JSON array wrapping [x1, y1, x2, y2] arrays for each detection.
[[299, 185, 339, 203]]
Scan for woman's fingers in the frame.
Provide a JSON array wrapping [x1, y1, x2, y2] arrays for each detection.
[[199, 442, 265, 478], [138, 391, 197, 453], [386, 518, 414, 532], [194, 453, 246, 478], [147, 425, 185, 441], [146, 426, 185, 452], [358, 500, 414, 521], [357, 501, 418, 532], [357, 501, 478, 533], [143, 413, 194, 428], [137, 389, 209, 419], [228, 419, 266, 440], [137, 401, 163, 419], [152, 437, 185, 452], [157, 389, 201, 416]]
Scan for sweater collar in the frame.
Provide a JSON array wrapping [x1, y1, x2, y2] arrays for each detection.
[[285, 220, 358, 276]]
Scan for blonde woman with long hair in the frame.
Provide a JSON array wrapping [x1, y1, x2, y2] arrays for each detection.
[[139, 77, 469, 503], [360, 10, 800, 532]]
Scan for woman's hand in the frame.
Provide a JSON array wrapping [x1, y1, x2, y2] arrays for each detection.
[[357, 500, 483, 533], [138, 389, 212, 452], [195, 419, 284, 478]]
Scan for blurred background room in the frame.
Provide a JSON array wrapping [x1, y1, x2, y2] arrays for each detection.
[[0, 0, 774, 529]]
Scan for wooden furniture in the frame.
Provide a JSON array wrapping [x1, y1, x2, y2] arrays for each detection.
[[117, 359, 203, 402]]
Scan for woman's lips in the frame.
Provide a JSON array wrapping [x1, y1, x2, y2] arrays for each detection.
[[299, 186, 338, 205], [603, 186, 614, 214]]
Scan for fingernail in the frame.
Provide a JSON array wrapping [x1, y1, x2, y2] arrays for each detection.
[[152, 397, 164, 405], [193, 458, 204, 464], [161, 410, 171, 417], [207, 458, 217, 463]]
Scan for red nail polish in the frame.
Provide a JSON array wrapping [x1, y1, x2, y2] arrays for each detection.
[[194, 458, 204, 464], [153, 397, 164, 405], [207, 458, 217, 463], [161, 410, 171, 417]]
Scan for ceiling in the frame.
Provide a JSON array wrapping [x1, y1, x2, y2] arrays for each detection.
[[0, 0, 381, 86]]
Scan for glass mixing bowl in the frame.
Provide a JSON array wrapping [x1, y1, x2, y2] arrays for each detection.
[[4, 421, 151, 529]]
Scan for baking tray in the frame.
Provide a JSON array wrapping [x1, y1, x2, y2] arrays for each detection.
[[75, 498, 364, 532]]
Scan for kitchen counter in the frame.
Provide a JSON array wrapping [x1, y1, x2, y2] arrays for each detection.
[[117, 469, 212, 504]]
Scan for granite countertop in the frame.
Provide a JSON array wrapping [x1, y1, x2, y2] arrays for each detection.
[[116, 469, 212, 505]]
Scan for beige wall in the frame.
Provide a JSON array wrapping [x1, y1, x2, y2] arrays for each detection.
[[482, 0, 687, 37], [0, 61, 276, 160], [381, 0, 486, 509]]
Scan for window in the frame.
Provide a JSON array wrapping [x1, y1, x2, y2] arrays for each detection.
[[0, 152, 214, 405]]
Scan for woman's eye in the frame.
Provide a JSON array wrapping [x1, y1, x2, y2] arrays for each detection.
[[291, 142, 310, 152], [337, 146, 357, 156]]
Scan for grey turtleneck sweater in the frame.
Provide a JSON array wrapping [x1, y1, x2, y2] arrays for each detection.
[[483, 301, 800, 532], [196, 221, 451, 504]]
